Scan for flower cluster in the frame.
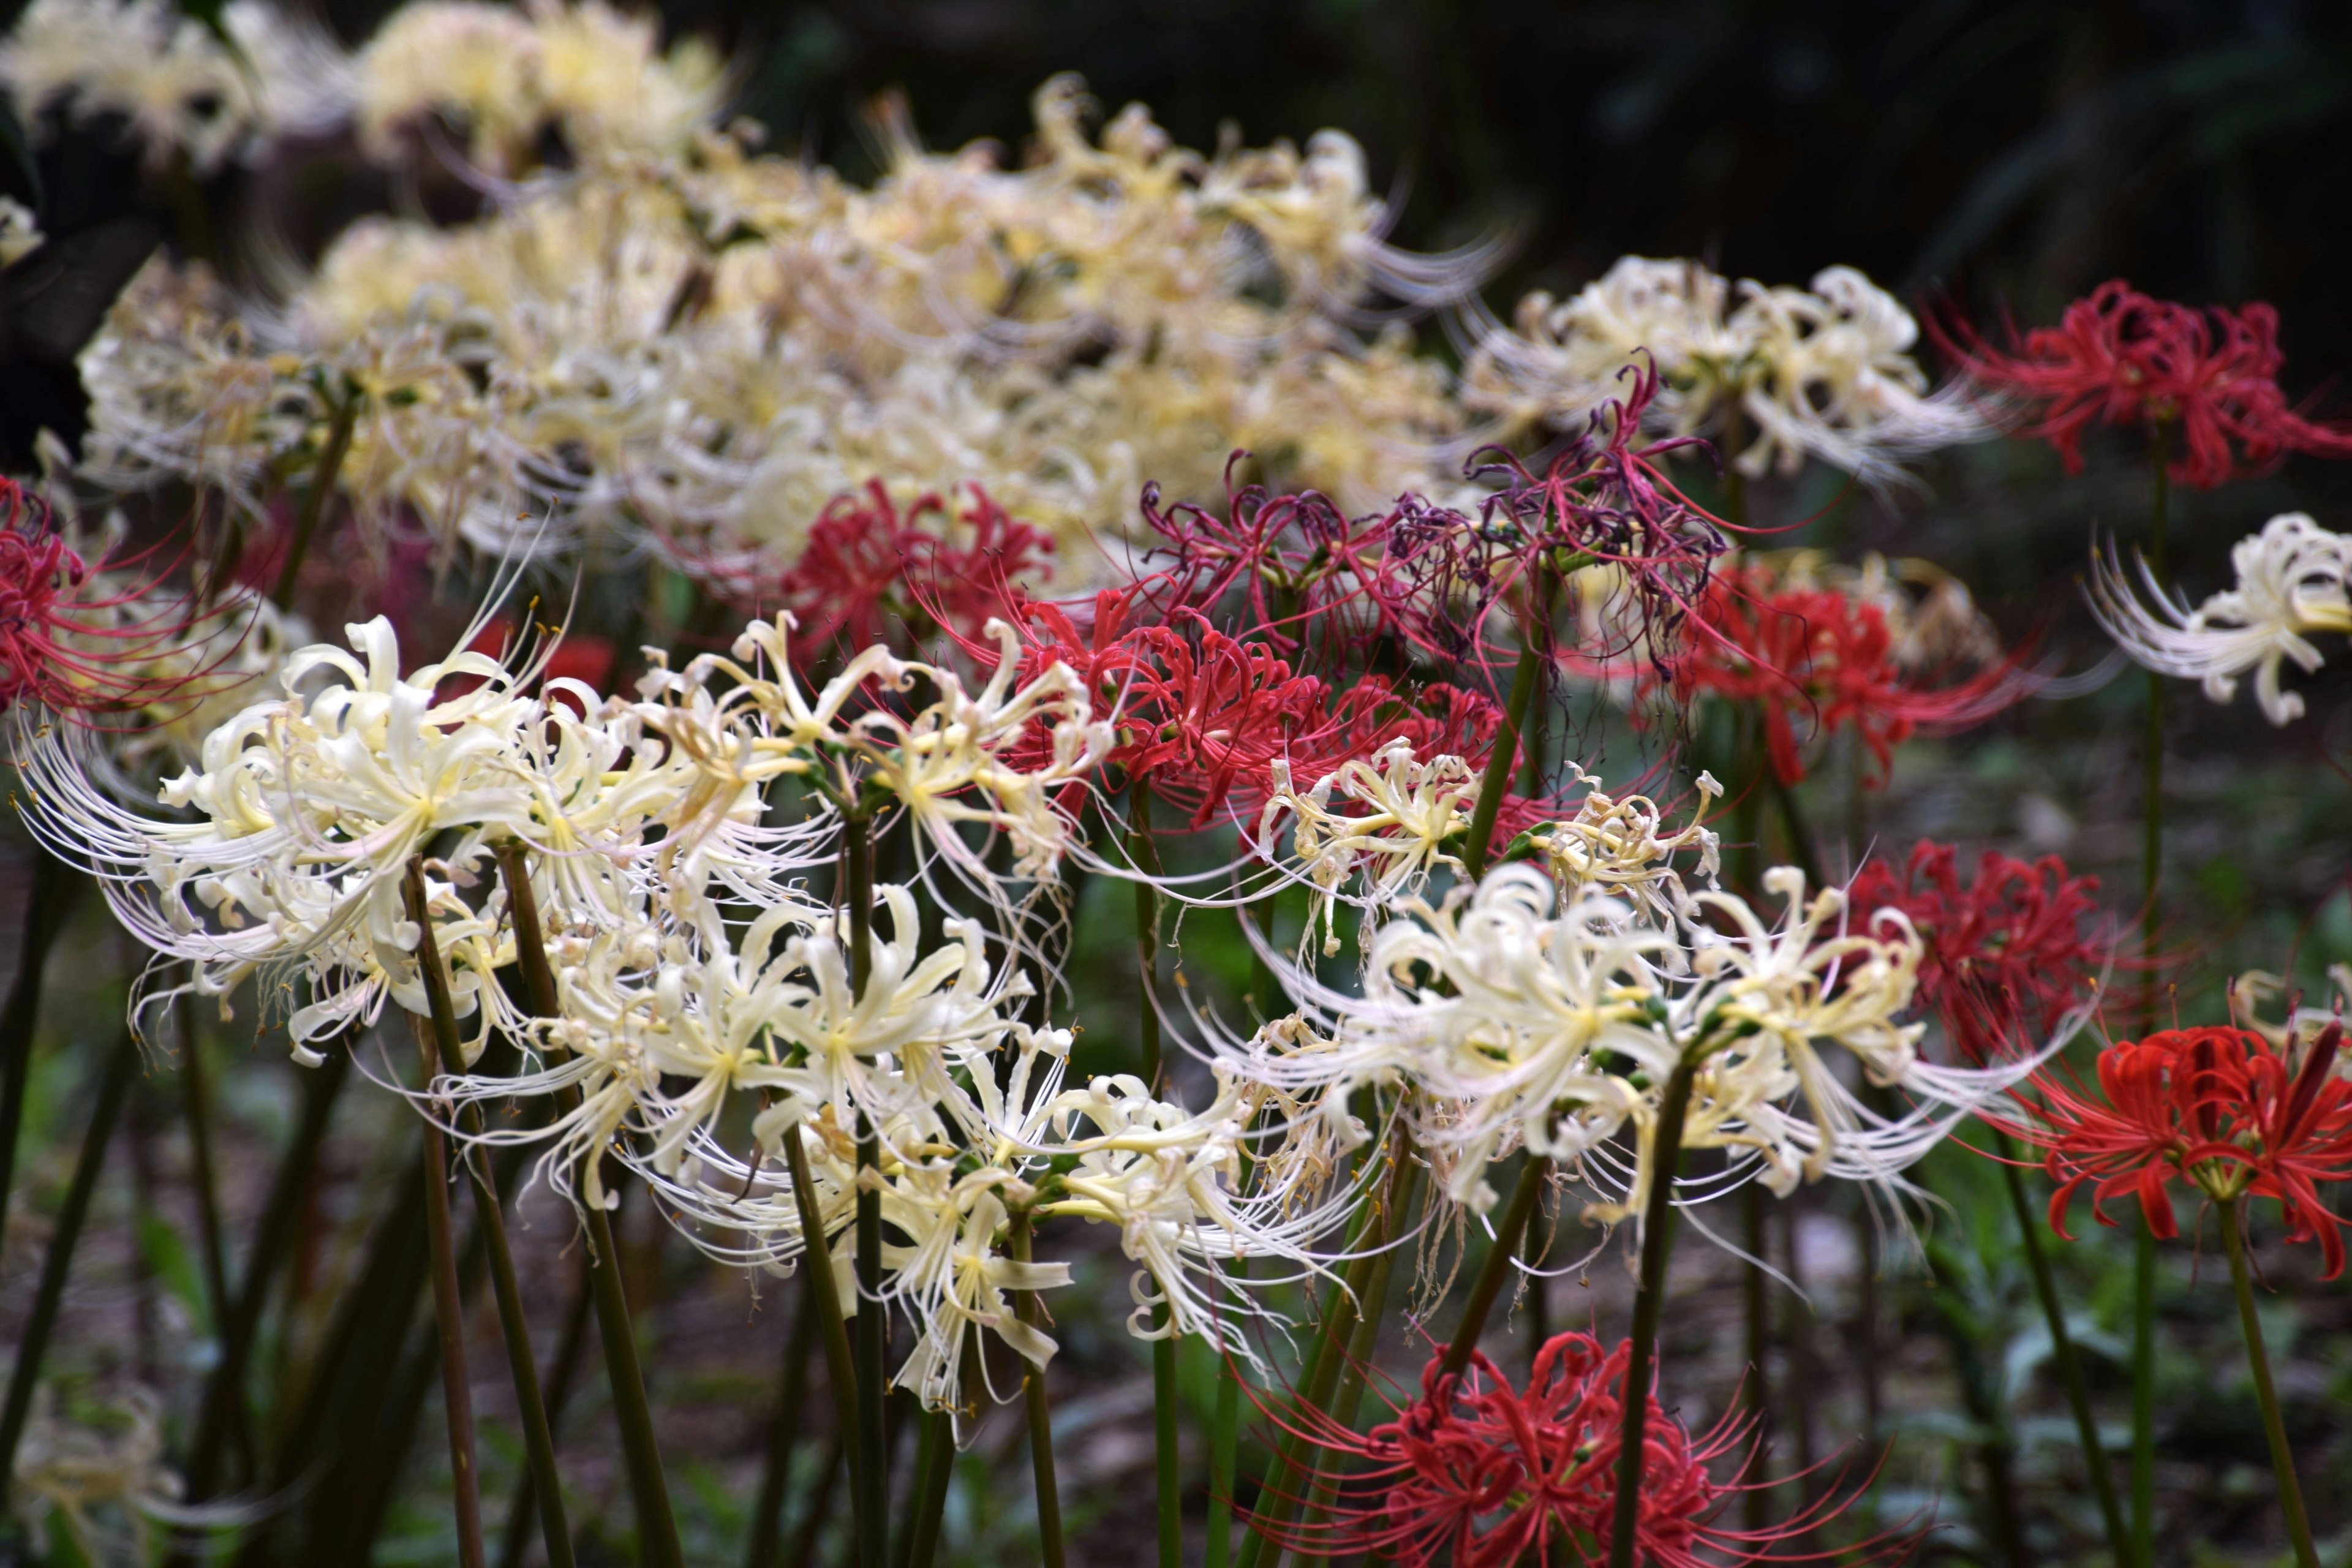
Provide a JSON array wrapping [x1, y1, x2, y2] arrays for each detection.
[[1462, 256, 1987, 486], [1231, 854, 2006, 1226], [0, 0, 348, 171], [26, 603, 1384, 1421], [1847, 839, 2111, 1061], [1262, 1332, 1860, 1568], [2004, 1023, 2352, 1277], [56, 31, 1488, 594], [1666, 555, 2032, 785], [1936, 281, 2352, 489], [2090, 511, 2352, 726]]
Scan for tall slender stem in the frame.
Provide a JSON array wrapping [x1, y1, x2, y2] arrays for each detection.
[[1130, 787, 1165, 1088], [183, 1033, 353, 1506], [1997, 1136, 2129, 1561], [499, 1258, 595, 1568], [406, 861, 572, 1568], [1464, 630, 1542, 881], [750, 1267, 825, 1568], [411, 1016, 488, 1568], [2218, 1198, 2318, 1568], [2132, 421, 2171, 1568], [1607, 1060, 1698, 1568], [1741, 1178, 1771, 1534], [1295, 1161, 1426, 1559], [1207, 1339, 1242, 1568], [1011, 1212, 1068, 1568], [842, 814, 888, 1568], [1237, 1125, 1409, 1568], [784, 1130, 859, 1439], [273, 388, 356, 607], [0, 852, 81, 1267], [494, 845, 682, 1568], [0, 1024, 138, 1512], [1438, 1155, 1548, 1381], [1126, 787, 1182, 1567]]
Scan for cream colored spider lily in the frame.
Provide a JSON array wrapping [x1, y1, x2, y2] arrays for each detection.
[[1522, 771, 1721, 926], [880, 1170, 1069, 1414], [20, 611, 699, 1057], [1020, 1072, 1365, 1360], [1259, 740, 1483, 958], [2089, 512, 2352, 725], [1460, 256, 1985, 487]]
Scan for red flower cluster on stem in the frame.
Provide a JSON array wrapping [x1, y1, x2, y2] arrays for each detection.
[[1848, 840, 2113, 1062], [1001, 586, 1520, 828], [2003, 1022, 2352, 1277], [777, 480, 1054, 657], [1669, 567, 2029, 785], [1935, 281, 2352, 489], [1255, 1333, 1871, 1568], [0, 478, 214, 722]]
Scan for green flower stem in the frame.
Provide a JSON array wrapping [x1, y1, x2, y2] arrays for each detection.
[[2132, 419, 2171, 1568], [1295, 1159, 1426, 1556], [1605, 1060, 1698, 1568], [499, 1261, 595, 1568], [843, 816, 889, 1568], [1438, 1155, 1548, 1381], [1995, 1133, 2129, 1562], [0, 851, 81, 1269], [1011, 1212, 1069, 1568], [750, 1265, 826, 1568], [183, 1030, 353, 1508], [1125, 786, 1183, 1567], [783, 1129, 860, 1441], [273, 388, 357, 608], [404, 861, 574, 1568], [2218, 1198, 2318, 1568], [1741, 1178, 1771, 1534], [1206, 1273, 1246, 1568], [0, 1024, 138, 1515], [1464, 623, 1543, 882], [494, 844, 683, 1568], [410, 1011, 489, 1568], [1236, 1124, 1414, 1568], [1129, 786, 1165, 1087]]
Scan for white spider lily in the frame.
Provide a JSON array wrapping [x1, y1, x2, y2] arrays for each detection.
[[881, 1171, 1069, 1413], [20, 612, 699, 1057], [1522, 771, 1721, 926], [1024, 1072, 1359, 1360], [1258, 741, 1482, 958], [2089, 512, 2352, 725], [1460, 257, 1986, 487]]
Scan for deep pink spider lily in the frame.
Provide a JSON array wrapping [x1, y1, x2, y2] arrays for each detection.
[[1847, 840, 2115, 1063], [0, 478, 218, 722], [1132, 361, 1730, 685], [1253, 1333, 1885, 1568], [1934, 282, 2352, 489], [2001, 1023, 2352, 1278], [779, 480, 1054, 656], [1666, 566, 2030, 785]]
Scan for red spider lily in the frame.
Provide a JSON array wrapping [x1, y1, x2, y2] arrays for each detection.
[[1000, 586, 1526, 827], [1668, 566, 2029, 785], [778, 480, 1053, 657], [0, 478, 218, 722], [1934, 282, 2352, 490], [1134, 361, 1727, 680], [1253, 1333, 1874, 1568], [1848, 840, 2114, 1062], [2002, 1023, 2352, 1278]]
